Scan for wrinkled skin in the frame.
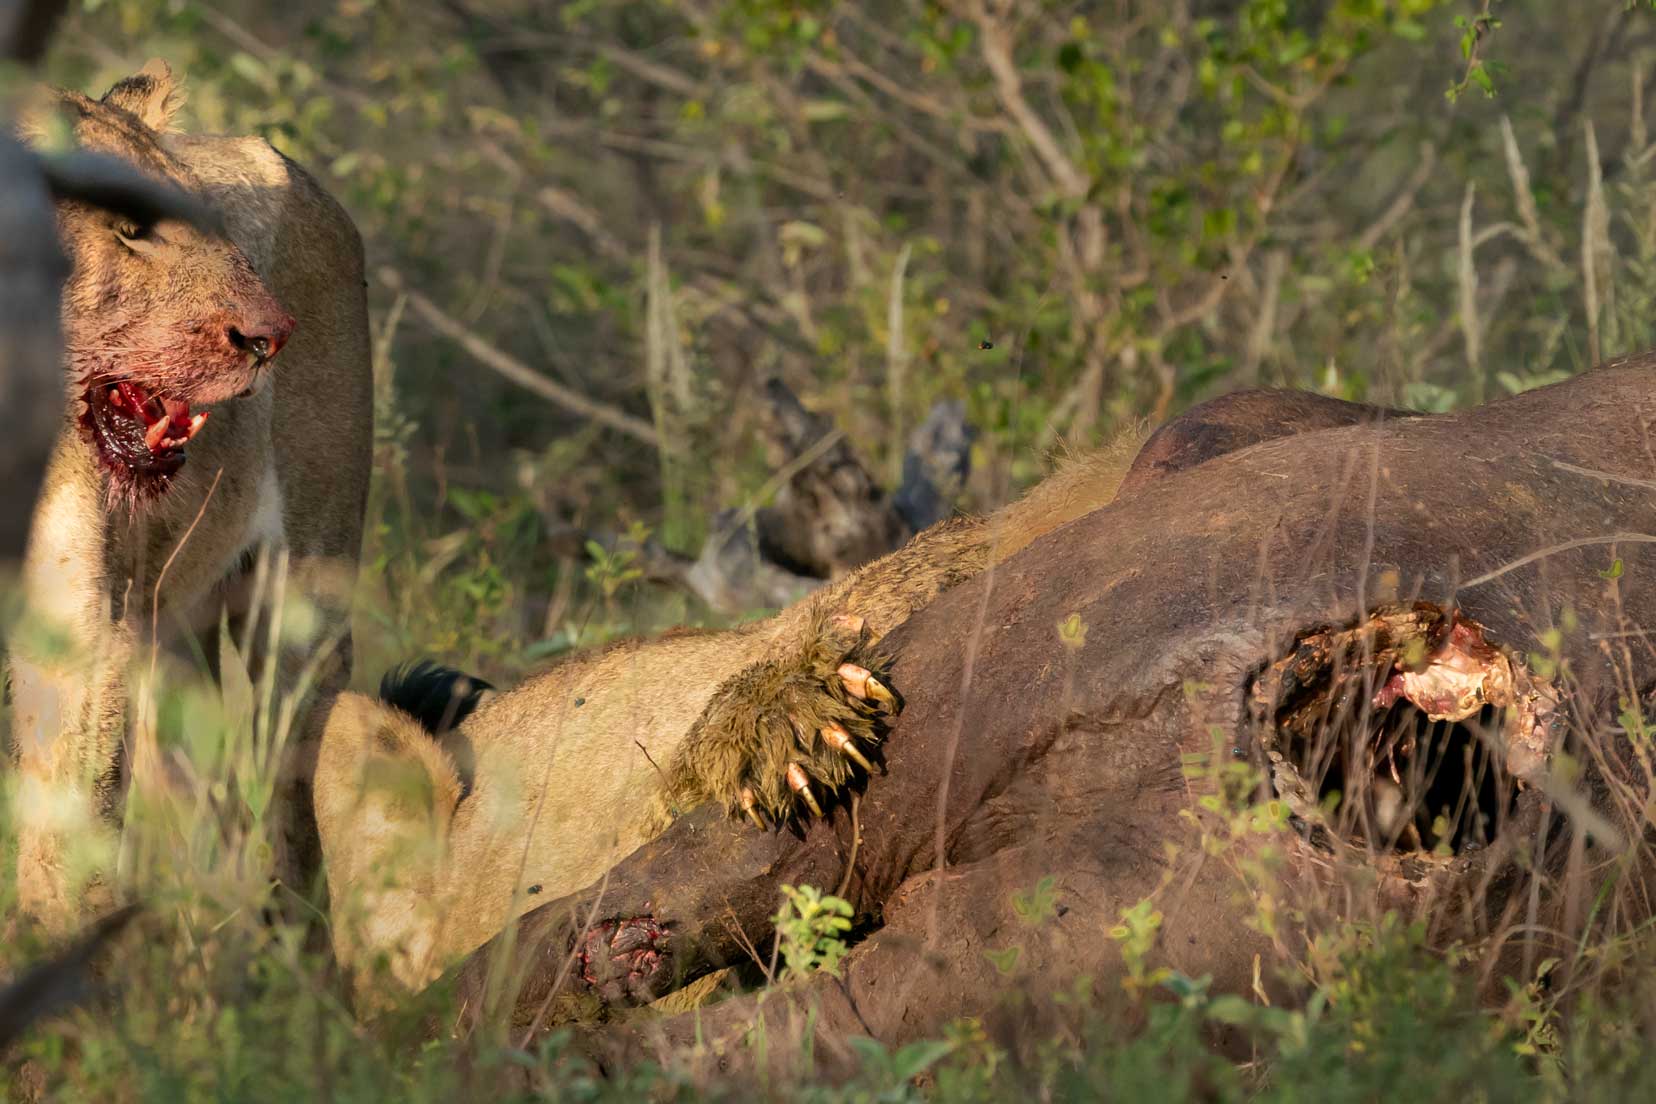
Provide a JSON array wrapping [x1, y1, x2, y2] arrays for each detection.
[[1120, 387, 1400, 494], [7, 62, 372, 929], [456, 361, 1656, 1078]]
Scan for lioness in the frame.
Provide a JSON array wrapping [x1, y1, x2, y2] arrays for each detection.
[[7, 61, 372, 929], [315, 388, 1393, 998]]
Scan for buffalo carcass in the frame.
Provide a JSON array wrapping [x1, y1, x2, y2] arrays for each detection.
[[456, 360, 1656, 1075]]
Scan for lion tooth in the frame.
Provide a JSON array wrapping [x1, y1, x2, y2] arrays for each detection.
[[144, 418, 170, 452], [186, 412, 208, 439]]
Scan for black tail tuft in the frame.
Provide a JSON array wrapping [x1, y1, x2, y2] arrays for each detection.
[[378, 660, 494, 736]]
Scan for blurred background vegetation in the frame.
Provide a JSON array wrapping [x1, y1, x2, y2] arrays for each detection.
[[41, 0, 1656, 681]]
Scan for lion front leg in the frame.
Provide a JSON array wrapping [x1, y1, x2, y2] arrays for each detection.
[[264, 550, 359, 906], [8, 625, 133, 934], [663, 606, 899, 826]]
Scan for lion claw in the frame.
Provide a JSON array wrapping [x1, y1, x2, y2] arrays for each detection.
[[740, 786, 768, 830], [821, 721, 874, 772], [786, 762, 824, 817], [837, 663, 898, 709], [864, 673, 897, 709]]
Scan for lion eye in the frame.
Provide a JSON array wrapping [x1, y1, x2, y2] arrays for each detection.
[[114, 221, 160, 252]]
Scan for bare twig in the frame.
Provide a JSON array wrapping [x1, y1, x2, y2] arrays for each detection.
[[193, 5, 376, 113], [595, 42, 703, 98], [645, 224, 695, 542], [969, 1, 1089, 200], [536, 185, 630, 263], [378, 267, 659, 445], [1356, 141, 1437, 252], [1634, 58, 1649, 156], [1461, 533, 1656, 590], [127, 466, 224, 812]]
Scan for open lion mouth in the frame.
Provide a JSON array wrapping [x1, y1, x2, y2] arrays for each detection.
[[81, 378, 210, 484]]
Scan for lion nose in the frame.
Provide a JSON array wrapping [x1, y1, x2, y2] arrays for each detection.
[[229, 311, 296, 362]]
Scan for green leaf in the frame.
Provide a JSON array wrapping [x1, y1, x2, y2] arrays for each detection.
[[1205, 994, 1259, 1025], [888, 1039, 956, 1081], [800, 99, 850, 123], [1470, 62, 1496, 97], [1012, 875, 1059, 926], [229, 52, 267, 86], [984, 945, 1022, 975]]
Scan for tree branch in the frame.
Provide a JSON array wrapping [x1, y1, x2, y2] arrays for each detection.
[[378, 267, 660, 446], [968, 1, 1090, 199]]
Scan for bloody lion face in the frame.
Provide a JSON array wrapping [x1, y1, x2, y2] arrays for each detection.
[[47, 63, 295, 499]]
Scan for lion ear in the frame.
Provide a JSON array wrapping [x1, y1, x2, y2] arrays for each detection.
[[101, 58, 186, 131], [14, 88, 91, 147]]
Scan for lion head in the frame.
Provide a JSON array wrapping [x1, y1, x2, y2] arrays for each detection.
[[45, 61, 295, 499]]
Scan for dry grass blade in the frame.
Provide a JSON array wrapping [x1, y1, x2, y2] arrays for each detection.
[[1241, 250, 1287, 386], [1582, 120, 1613, 365], [1634, 59, 1648, 155], [886, 241, 913, 484], [1498, 115, 1566, 273], [645, 222, 695, 544]]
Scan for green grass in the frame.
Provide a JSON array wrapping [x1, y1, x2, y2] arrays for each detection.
[[4, 581, 1656, 1101]]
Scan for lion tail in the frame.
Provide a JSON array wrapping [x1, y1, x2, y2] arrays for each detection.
[[376, 660, 494, 736]]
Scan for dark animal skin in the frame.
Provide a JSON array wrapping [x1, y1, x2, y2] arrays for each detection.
[[1120, 387, 1404, 494], [452, 360, 1656, 1079]]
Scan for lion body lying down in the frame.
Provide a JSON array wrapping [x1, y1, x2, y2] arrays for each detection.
[[314, 439, 1141, 994], [316, 390, 1392, 998]]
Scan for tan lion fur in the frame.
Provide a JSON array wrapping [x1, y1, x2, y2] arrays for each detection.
[[7, 61, 372, 931], [315, 427, 1145, 999]]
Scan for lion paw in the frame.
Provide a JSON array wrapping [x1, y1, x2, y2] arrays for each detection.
[[670, 611, 900, 826]]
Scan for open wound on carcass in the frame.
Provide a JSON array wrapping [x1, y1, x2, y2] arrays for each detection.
[[1250, 603, 1558, 855]]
